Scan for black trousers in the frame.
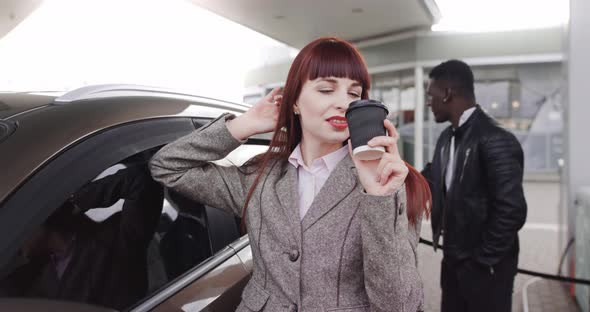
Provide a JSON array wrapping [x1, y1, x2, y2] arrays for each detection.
[[441, 254, 518, 312]]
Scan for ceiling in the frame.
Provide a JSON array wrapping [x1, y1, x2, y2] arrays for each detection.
[[0, 0, 440, 48], [190, 0, 440, 48], [0, 0, 42, 39]]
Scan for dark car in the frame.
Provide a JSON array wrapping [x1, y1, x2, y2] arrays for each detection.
[[0, 85, 268, 311]]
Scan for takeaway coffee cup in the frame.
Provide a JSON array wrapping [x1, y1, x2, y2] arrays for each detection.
[[345, 99, 389, 160]]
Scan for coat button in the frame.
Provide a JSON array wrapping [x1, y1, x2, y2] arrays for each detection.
[[288, 249, 299, 262]]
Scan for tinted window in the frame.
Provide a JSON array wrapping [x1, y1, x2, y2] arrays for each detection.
[[0, 139, 267, 311], [148, 143, 267, 288], [0, 161, 158, 309]]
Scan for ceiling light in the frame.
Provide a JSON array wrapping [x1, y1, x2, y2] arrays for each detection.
[[512, 100, 520, 109]]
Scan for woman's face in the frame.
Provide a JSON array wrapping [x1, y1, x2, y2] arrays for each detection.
[[295, 76, 362, 148]]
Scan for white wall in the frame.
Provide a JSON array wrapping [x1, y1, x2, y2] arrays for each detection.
[[567, 0, 590, 309]]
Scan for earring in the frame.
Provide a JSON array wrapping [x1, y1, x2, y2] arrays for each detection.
[[294, 109, 300, 115]]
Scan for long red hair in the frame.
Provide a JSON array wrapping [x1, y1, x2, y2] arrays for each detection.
[[242, 37, 430, 229]]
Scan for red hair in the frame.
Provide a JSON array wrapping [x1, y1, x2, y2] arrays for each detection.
[[242, 37, 430, 230]]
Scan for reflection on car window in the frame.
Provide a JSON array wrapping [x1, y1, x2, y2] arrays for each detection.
[[0, 144, 262, 310], [147, 145, 266, 288], [0, 161, 164, 310], [84, 163, 127, 222], [156, 190, 211, 282]]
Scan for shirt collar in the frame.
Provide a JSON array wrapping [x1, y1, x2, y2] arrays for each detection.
[[288, 144, 305, 168], [457, 106, 477, 129], [288, 143, 348, 172], [322, 144, 349, 172]]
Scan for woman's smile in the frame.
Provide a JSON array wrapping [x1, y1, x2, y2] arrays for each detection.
[[326, 116, 348, 130]]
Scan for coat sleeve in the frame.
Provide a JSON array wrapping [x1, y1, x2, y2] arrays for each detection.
[[475, 131, 527, 266], [420, 163, 434, 200], [149, 113, 253, 217], [360, 186, 423, 312], [420, 162, 432, 181]]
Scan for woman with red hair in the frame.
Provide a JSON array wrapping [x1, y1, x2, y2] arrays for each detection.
[[151, 37, 430, 312]]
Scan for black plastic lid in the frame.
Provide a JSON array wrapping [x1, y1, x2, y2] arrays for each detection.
[[346, 99, 388, 116]]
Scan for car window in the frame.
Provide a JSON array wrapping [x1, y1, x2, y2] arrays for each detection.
[[0, 135, 267, 311], [147, 143, 267, 291], [0, 116, 200, 311], [0, 152, 164, 311], [84, 163, 127, 222]]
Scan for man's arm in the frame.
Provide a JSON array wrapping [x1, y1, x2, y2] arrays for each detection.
[[421, 162, 433, 194], [474, 132, 527, 266], [72, 165, 164, 245], [421, 162, 432, 180]]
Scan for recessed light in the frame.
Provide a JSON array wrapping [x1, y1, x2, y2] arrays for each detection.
[[512, 100, 520, 109]]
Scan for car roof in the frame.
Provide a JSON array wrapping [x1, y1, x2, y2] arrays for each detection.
[[0, 92, 58, 119], [0, 84, 250, 204]]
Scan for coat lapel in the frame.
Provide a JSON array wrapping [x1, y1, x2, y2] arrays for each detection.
[[449, 124, 474, 190], [301, 156, 358, 232], [274, 163, 302, 246]]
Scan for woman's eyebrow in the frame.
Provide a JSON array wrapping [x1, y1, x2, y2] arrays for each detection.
[[317, 78, 362, 87], [317, 78, 338, 84]]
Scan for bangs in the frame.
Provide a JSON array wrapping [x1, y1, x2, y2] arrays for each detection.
[[304, 40, 370, 90]]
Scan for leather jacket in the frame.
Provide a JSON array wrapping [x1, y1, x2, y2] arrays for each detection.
[[423, 106, 527, 267]]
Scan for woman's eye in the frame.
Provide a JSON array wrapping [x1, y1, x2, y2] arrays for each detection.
[[319, 89, 333, 94], [349, 92, 361, 97]]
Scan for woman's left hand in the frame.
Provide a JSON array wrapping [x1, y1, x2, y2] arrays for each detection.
[[349, 119, 408, 196]]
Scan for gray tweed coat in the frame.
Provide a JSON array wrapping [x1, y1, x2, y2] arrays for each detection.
[[150, 114, 424, 312]]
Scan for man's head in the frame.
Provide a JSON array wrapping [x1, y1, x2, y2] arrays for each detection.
[[21, 201, 78, 259], [427, 60, 476, 123]]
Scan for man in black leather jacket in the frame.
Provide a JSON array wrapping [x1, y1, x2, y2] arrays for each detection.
[[422, 60, 527, 312]]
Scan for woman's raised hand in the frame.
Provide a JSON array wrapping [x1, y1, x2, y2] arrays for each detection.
[[227, 87, 282, 141], [349, 119, 408, 196]]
